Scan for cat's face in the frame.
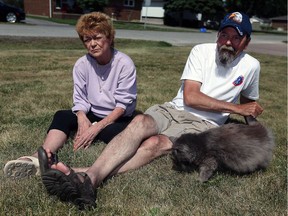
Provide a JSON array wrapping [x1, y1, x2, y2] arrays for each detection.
[[172, 144, 199, 172]]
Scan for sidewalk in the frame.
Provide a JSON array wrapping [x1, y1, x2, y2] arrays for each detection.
[[24, 17, 70, 26], [1, 17, 287, 56]]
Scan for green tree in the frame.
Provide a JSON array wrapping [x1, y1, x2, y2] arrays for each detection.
[[163, 0, 225, 26], [224, 0, 287, 18], [76, 0, 109, 13]]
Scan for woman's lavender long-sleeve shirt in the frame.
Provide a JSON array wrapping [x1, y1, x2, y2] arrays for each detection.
[[71, 49, 137, 118]]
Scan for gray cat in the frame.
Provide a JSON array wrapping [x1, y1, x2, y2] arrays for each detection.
[[171, 118, 275, 182]]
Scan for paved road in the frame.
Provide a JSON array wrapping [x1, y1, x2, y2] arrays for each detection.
[[0, 18, 286, 56]]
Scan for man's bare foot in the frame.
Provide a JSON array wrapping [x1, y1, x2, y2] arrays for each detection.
[[45, 148, 88, 176], [51, 162, 70, 175], [38, 146, 97, 209]]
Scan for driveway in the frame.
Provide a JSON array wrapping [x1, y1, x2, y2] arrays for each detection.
[[0, 18, 286, 56]]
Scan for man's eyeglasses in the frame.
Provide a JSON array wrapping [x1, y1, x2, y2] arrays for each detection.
[[218, 32, 243, 44]]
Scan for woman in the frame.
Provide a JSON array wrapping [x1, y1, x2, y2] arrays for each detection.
[[4, 12, 137, 179]]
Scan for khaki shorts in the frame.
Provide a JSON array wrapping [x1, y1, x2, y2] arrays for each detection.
[[144, 103, 217, 141]]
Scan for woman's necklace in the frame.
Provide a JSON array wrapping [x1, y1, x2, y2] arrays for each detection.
[[96, 65, 108, 93], [96, 48, 114, 93]]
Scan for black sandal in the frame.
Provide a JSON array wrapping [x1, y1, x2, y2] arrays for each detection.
[[42, 169, 79, 201], [38, 147, 96, 210], [37, 146, 58, 175], [41, 169, 96, 210], [72, 172, 96, 210]]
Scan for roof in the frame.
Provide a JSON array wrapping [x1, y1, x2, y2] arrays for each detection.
[[270, 16, 287, 21]]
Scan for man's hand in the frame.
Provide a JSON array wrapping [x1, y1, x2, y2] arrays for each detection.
[[236, 101, 263, 118]]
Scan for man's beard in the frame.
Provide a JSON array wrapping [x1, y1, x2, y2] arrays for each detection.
[[216, 45, 236, 66]]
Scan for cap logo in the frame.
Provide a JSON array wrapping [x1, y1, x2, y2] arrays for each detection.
[[228, 12, 243, 24]]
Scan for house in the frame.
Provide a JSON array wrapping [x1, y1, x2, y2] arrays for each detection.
[[23, 0, 167, 23], [104, 0, 143, 21], [141, 0, 165, 24], [24, 0, 51, 17], [270, 15, 287, 31], [22, 0, 145, 20], [250, 16, 271, 31]]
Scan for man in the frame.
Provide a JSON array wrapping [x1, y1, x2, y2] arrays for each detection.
[[38, 11, 263, 209]]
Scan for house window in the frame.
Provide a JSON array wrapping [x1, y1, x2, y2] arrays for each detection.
[[56, 0, 62, 9], [124, 0, 135, 7]]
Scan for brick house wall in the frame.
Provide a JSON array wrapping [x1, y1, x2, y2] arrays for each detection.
[[24, 0, 50, 17], [104, 0, 143, 21], [24, 0, 144, 21], [271, 16, 287, 30]]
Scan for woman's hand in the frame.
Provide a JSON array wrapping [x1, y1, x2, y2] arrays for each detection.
[[73, 111, 98, 151], [73, 107, 125, 151], [74, 111, 91, 141], [73, 122, 102, 151]]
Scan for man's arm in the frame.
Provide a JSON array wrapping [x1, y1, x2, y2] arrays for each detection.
[[183, 80, 263, 118]]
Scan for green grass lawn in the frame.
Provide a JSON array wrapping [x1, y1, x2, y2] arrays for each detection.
[[0, 36, 286, 215]]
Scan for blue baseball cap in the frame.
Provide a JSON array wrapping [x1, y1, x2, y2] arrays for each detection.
[[219, 12, 252, 36]]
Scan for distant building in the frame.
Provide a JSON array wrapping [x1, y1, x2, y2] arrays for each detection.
[[24, 0, 51, 17], [23, 0, 166, 23], [250, 16, 271, 31], [104, 0, 143, 21], [270, 16, 287, 31], [141, 0, 165, 24]]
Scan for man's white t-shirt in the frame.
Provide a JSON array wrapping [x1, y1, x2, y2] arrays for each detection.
[[170, 43, 260, 126]]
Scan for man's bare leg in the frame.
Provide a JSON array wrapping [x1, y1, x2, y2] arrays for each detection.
[[111, 134, 172, 175], [85, 114, 159, 187], [46, 114, 159, 188], [64, 135, 172, 175]]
